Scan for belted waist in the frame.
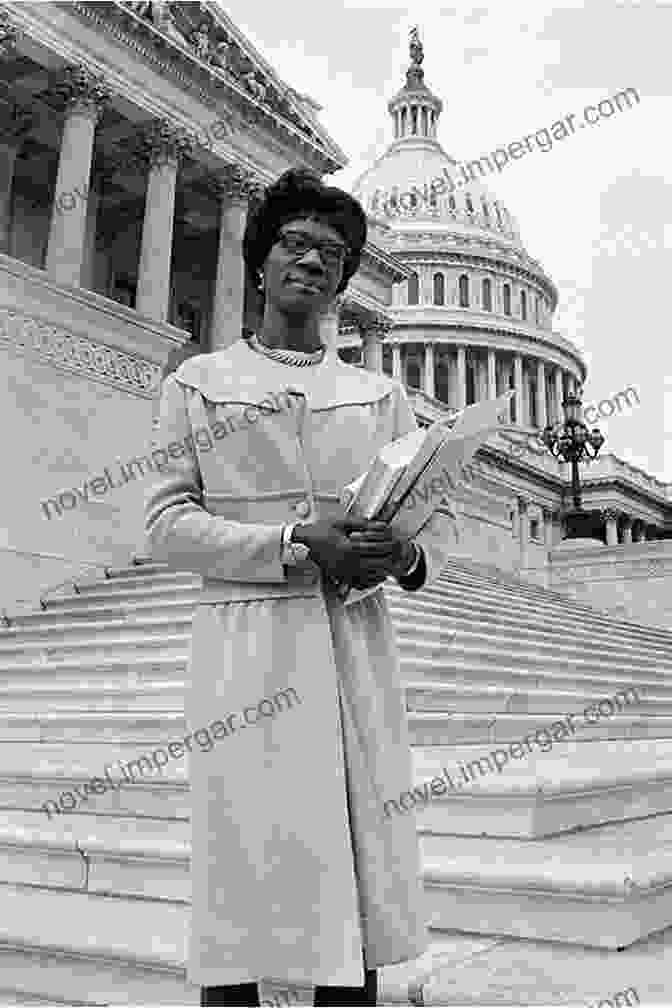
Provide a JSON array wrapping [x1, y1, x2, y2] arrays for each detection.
[[200, 565, 327, 604]]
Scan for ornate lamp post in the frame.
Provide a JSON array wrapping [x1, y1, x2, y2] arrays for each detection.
[[541, 391, 605, 539]]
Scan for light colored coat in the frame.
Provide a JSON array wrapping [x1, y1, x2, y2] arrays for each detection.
[[144, 337, 459, 989]]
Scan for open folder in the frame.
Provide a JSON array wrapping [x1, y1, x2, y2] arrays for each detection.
[[334, 391, 514, 604]]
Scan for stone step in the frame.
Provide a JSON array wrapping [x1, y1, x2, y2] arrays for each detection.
[[4, 609, 669, 680], [435, 565, 672, 644], [1, 599, 199, 630], [0, 682, 185, 715], [393, 617, 672, 663], [396, 636, 672, 681], [404, 680, 658, 713], [388, 592, 672, 656], [420, 814, 672, 948], [0, 810, 190, 899], [0, 712, 189, 743], [402, 655, 664, 696], [408, 710, 672, 745], [408, 740, 672, 837], [420, 926, 669, 1006], [0, 636, 189, 667]]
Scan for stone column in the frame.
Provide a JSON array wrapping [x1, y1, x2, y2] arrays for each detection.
[[0, 100, 33, 255], [555, 367, 565, 423], [423, 341, 435, 397], [518, 496, 530, 568], [362, 319, 386, 373], [45, 66, 110, 287], [0, 140, 19, 254], [604, 509, 620, 546], [136, 121, 193, 323], [622, 517, 633, 544], [456, 345, 467, 410], [513, 352, 524, 426], [536, 359, 547, 429], [487, 348, 497, 399], [318, 295, 343, 356], [392, 343, 402, 380], [210, 165, 257, 350], [543, 508, 555, 550]]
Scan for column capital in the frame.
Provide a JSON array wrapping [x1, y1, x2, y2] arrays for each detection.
[[361, 316, 391, 341], [210, 164, 260, 203], [0, 99, 35, 146], [602, 507, 621, 521], [50, 64, 112, 124], [138, 119, 195, 170], [0, 9, 18, 61]]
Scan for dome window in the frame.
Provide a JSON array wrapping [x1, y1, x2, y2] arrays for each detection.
[[535, 296, 540, 325], [494, 202, 503, 227], [482, 277, 492, 311], [465, 193, 474, 213], [503, 283, 511, 316], [433, 272, 445, 306], [448, 195, 456, 211], [408, 272, 419, 305], [459, 274, 470, 308], [520, 290, 527, 321]]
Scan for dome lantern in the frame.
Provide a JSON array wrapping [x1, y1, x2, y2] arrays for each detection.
[[387, 27, 443, 142]]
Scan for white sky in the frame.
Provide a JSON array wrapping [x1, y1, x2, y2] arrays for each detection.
[[217, 0, 671, 482]]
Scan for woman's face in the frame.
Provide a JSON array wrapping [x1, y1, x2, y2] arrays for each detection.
[[262, 215, 347, 317]]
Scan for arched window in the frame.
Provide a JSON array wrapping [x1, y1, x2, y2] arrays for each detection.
[[433, 272, 445, 305], [482, 201, 490, 221], [408, 272, 419, 305], [503, 283, 511, 315], [520, 290, 527, 321], [459, 274, 470, 308], [448, 195, 456, 211], [482, 277, 492, 311], [465, 193, 474, 213], [494, 202, 503, 227], [429, 188, 438, 207]]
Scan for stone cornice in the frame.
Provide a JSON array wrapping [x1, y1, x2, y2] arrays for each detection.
[[386, 316, 586, 378], [359, 242, 412, 282], [387, 245, 557, 304], [37, 1, 345, 173]]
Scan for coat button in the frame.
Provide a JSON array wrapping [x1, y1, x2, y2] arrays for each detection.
[[294, 499, 311, 518]]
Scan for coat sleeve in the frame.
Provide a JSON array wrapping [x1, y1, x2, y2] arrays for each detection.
[[391, 382, 461, 591], [144, 373, 289, 582]]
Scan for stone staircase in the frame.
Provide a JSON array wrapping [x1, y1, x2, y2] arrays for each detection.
[[1, 557, 672, 1005]]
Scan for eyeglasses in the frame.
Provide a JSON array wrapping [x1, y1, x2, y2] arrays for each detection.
[[276, 229, 347, 270]]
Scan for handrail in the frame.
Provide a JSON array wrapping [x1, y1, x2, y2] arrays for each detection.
[[0, 546, 142, 628]]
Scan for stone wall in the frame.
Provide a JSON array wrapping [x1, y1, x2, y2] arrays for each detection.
[[547, 540, 672, 629]]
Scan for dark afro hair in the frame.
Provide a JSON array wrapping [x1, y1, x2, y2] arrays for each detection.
[[243, 167, 367, 295]]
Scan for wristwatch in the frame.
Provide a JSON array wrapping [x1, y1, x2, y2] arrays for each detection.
[[280, 522, 311, 566]]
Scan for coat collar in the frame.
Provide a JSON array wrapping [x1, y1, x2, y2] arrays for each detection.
[[172, 337, 395, 410]]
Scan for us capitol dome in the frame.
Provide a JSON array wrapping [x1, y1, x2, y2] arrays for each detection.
[[346, 27, 586, 434]]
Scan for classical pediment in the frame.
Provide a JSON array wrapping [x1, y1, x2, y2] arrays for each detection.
[[67, 1, 347, 171]]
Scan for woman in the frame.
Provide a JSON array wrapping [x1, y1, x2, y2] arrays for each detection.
[[144, 168, 459, 1007]]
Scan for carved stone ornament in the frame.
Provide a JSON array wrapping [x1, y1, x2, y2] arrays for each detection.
[[137, 118, 195, 168], [0, 7, 18, 60], [214, 163, 258, 202], [0, 307, 161, 396], [49, 64, 112, 122]]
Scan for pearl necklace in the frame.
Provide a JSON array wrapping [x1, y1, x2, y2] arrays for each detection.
[[245, 331, 326, 367]]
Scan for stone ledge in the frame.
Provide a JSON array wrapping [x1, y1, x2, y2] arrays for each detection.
[[421, 815, 672, 947]]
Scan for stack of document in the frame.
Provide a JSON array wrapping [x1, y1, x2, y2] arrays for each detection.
[[336, 391, 513, 603]]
